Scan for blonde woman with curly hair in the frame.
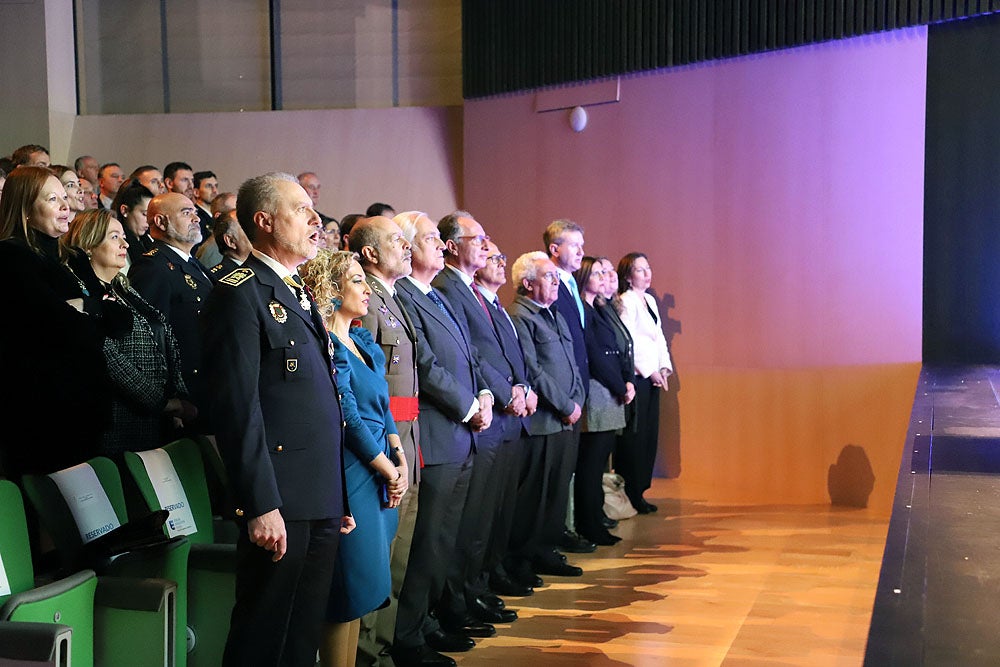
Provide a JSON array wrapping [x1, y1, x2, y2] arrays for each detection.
[[301, 249, 409, 667]]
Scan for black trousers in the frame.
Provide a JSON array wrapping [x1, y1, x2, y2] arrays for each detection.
[[439, 429, 504, 619], [394, 455, 473, 649], [574, 429, 616, 539], [223, 517, 340, 667], [484, 434, 526, 581], [615, 375, 660, 506]]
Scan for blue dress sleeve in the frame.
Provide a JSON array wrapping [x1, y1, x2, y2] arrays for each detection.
[[331, 333, 386, 462], [351, 327, 398, 438]]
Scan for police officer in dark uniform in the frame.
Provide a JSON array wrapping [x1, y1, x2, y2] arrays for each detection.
[[129, 192, 213, 428], [202, 172, 351, 667]]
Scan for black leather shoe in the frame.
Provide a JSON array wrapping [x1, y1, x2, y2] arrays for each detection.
[[511, 562, 544, 589], [439, 616, 496, 638], [560, 529, 597, 553], [637, 499, 658, 514], [533, 560, 583, 577], [601, 516, 619, 529], [479, 593, 506, 609], [581, 530, 622, 546], [470, 596, 518, 623], [489, 574, 534, 597], [389, 644, 457, 666], [424, 629, 475, 652]]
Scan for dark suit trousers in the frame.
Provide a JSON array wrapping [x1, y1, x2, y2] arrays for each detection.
[[507, 429, 575, 561], [615, 375, 660, 506], [484, 434, 526, 581], [223, 517, 340, 667], [574, 430, 616, 538], [543, 425, 579, 548], [439, 428, 504, 618], [394, 456, 473, 649]]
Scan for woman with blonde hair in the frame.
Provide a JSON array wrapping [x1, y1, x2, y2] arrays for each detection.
[[301, 249, 408, 667], [60, 208, 197, 462]]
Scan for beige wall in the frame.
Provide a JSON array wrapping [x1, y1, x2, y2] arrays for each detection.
[[65, 106, 462, 219], [464, 30, 929, 514]]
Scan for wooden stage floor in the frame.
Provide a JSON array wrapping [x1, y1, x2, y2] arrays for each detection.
[[454, 477, 890, 666]]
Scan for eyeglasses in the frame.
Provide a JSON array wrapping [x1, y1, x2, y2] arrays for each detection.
[[540, 271, 559, 283], [486, 254, 506, 265], [457, 234, 490, 245]]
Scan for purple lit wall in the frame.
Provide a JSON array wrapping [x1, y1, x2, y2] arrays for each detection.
[[463, 29, 927, 510]]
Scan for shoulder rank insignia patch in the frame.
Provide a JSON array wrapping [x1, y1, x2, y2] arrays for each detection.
[[220, 267, 255, 286], [143, 247, 159, 257], [210, 264, 223, 274]]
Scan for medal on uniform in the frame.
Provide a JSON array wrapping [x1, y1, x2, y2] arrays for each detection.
[[268, 301, 287, 323], [184, 274, 198, 289], [391, 354, 400, 365], [298, 289, 310, 311], [386, 313, 399, 328]]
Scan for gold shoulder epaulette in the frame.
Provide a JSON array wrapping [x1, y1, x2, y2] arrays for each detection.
[[220, 267, 254, 286], [210, 264, 224, 274], [143, 247, 159, 257]]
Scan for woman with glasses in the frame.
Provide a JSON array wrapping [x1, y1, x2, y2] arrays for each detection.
[[615, 252, 674, 514], [572, 256, 635, 545]]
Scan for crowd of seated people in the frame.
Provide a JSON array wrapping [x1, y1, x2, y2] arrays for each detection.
[[0, 144, 676, 667]]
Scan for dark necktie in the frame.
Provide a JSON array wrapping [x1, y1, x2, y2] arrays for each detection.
[[471, 283, 493, 322], [492, 294, 517, 339], [427, 289, 459, 328], [187, 255, 209, 282]]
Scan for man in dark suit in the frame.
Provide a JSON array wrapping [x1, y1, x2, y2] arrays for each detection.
[[392, 211, 493, 667], [473, 240, 538, 597], [129, 191, 214, 427], [351, 215, 422, 667], [543, 219, 595, 554], [508, 252, 587, 581], [202, 171, 351, 667], [432, 212, 527, 630], [206, 210, 252, 282]]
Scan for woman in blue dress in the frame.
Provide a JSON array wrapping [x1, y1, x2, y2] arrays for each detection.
[[301, 249, 410, 667]]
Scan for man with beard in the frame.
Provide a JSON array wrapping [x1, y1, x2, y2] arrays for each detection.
[[129, 191, 214, 429]]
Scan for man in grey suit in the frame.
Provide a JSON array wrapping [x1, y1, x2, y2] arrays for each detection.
[[352, 215, 422, 667], [432, 212, 527, 631], [507, 251, 587, 582], [391, 211, 494, 667]]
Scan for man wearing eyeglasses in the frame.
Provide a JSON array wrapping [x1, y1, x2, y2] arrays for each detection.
[[505, 251, 586, 584], [431, 213, 530, 635]]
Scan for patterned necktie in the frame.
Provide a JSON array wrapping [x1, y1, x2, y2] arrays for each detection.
[[427, 289, 459, 328], [566, 274, 585, 326]]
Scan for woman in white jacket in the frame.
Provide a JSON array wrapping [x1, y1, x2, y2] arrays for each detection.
[[615, 252, 673, 514]]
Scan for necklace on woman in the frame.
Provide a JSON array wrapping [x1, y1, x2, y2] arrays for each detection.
[[333, 330, 364, 361]]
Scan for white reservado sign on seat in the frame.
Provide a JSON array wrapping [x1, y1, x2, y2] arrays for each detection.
[[135, 449, 198, 538], [49, 463, 121, 544]]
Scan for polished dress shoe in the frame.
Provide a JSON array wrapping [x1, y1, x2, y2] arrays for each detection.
[[560, 529, 597, 553], [581, 530, 622, 546], [489, 574, 534, 597], [424, 629, 475, 652], [389, 643, 457, 666], [470, 596, 518, 623], [479, 593, 506, 610], [532, 551, 584, 577], [634, 499, 658, 514], [601, 515, 619, 529], [511, 561, 544, 589], [439, 616, 496, 638]]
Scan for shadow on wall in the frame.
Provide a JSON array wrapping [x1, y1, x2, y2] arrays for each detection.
[[828, 444, 876, 508], [652, 291, 682, 479]]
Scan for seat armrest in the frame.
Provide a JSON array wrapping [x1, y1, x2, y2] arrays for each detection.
[[0, 621, 72, 662]]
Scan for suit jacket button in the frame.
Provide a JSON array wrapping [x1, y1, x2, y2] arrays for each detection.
[[235, 508, 244, 517], [192, 368, 199, 375], [342, 420, 347, 428], [507, 376, 513, 382], [276, 445, 283, 452], [196, 297, 202, 302], [290, 340, 295, 346]]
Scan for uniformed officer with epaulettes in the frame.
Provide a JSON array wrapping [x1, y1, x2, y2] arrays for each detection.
[[129, 191, 214, 431]]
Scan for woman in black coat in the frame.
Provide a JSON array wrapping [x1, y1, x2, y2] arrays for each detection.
[[0, 167, 111, 479], [573, 256, 635, 545]]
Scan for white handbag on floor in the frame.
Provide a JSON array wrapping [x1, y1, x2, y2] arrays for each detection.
[[602, 472, 637, 520]]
